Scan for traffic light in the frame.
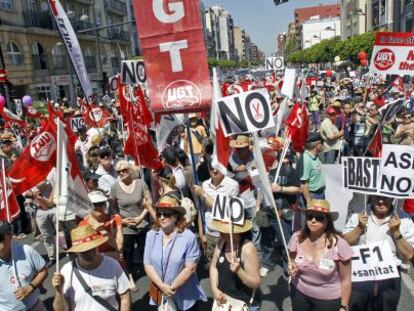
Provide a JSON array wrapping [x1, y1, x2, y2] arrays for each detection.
[[274, 0, 288, 5]]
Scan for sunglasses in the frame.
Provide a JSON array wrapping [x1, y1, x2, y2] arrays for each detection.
[[306, 213, 327, 223], [156, 210, 176, 218], [117, 169, 129, 174]]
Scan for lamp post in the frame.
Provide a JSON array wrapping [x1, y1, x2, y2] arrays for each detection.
[[0, 43, 11, 109]]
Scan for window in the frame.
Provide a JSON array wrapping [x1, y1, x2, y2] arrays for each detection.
[[37, 86, 51, 101], [32, 43, 47, 70], [84, 48, 96, 72], [111, 52, 120, 70], [6, 42, 23, 66], [52, 44, 66, 69], [0, 0, 13, 10]]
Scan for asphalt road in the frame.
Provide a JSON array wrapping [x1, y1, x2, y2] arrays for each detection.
[[22, 235, 414, 311]]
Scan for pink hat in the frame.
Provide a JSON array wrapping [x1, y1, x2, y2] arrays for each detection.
[[326, 106, 336, 114]]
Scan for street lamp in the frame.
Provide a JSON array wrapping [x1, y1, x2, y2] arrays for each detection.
[[325, 25, 337, 37]]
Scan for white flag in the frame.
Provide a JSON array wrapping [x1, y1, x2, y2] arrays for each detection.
[[48, 0, 93, 98], [56, 120, 92, 217]]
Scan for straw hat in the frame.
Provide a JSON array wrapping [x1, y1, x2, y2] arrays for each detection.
[[66, 224, 108, 253], [229, 135, 250, 148], [302, 199, 339, 220], [154, 193, 186, 215], [266, 136, 284, 151], [211, 219, 252, 234]]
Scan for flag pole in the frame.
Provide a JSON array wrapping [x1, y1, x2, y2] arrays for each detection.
[[55, 118, 63, 272], [1, 158, 10, 222], [2, 158, 22, 288], [185, 116, 206, 231], [251, 132, 291, 269]]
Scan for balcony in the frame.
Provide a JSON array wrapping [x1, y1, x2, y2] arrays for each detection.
[[23, 10, 55, 30], [72, 20, 95, 35], [104, 0, 127, 15], [85, 56, 97, 73], [107, 28, 129, 41]]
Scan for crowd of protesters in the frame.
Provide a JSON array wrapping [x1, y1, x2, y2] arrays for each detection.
[[1, 67, 414, 311]]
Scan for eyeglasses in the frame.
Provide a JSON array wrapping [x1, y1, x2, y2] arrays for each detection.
[[306, 213, 327, 223], [156, 210, 176, 218], [117, 169, 129, 174]]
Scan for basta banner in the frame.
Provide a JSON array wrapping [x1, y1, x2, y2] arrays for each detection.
[[133, 0, 211, 114], [369, 32, 414, 76]]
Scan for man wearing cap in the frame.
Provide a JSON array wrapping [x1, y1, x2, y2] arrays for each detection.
[[299, 132, 326, 205], [82, 170, 102, 192], [193, 160, 239, 263], [52, 224, 131, 311], [95, 147, 117, 194], [79, 191, 123, 257], [0, 220, 48, 310], [320, 106, 344, 163], [343, 195, 414, 311], [74, 126, 89, 169], [0, 132, 18, 169]]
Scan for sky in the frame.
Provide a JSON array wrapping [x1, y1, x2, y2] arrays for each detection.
[[203, 0, 339, 56]]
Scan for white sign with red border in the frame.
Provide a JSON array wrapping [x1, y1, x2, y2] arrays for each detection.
[[369, 32, 414, 76]]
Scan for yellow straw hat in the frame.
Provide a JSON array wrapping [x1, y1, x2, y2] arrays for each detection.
[[229, 135, 250, 148], [66, 224, 108, 253], [211, 219, 252, 234]]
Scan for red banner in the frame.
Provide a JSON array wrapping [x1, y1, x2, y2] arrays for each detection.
[[133, 0, 211, 114]]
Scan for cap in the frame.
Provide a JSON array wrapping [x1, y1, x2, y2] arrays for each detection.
[[306, 132, 323, 144], [98, 146, 112, 158], [326, 106, 336, 114], [0, 220, 12, 236], [83, 170, 101, 181], [88, 191, 108, 204]]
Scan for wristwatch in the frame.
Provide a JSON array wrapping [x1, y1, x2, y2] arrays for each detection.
[[340, 305, 349, 311]]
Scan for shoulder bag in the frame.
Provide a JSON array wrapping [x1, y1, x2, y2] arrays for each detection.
[[72, 260, 117, 311], [149, 234, 178, 311]]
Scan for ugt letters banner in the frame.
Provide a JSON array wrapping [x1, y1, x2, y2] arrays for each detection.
[[370, 32, 414, 76], [133, 0, 211, 114]]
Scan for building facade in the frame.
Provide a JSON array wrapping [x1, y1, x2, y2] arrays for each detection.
[[204, 6, 237, 60], [302, 16, 341, 49], [340, 0, 367, 39], [0, 0, 132, 101]]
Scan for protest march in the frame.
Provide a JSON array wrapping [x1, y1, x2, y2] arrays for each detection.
[[2, 1, 414, 311]]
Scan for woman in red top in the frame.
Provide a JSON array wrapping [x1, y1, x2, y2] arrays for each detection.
[[79, 191, 123, 256]]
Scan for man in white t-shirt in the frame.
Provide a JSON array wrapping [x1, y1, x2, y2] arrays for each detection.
[[52, 224, 130, 311], [193, 160, 239, 263]]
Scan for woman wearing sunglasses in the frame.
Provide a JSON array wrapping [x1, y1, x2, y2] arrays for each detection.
[[110, 160, 153, 291], [288, 199, 353, 311], [144, 194, 206, 311]]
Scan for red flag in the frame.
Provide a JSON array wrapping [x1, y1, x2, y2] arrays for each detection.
[[211, 69, 230, 174], [0, 164, 20, 222], [367, 128, 382, 157], [26, 106, 42, 119], [8, 121, 57, 196], [0, 107, 27, 127], [390, 75, 404, 92], [286, 103, 309, 153], [135, 85, 153, 126], [47, 101, 63, 122], [118, 81, 130, 120], [124, 109, 162, 170], [83, 104, 111, 128]]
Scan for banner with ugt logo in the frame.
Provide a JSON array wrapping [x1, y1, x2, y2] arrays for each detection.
[[370, 32, 414, 76], [133, 0, 211, 114]]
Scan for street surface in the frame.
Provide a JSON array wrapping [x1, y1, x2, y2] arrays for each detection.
[[22, 234, 414, 311]]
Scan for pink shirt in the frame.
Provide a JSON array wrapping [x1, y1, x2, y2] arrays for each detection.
[[288, 232, 353, 300]]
